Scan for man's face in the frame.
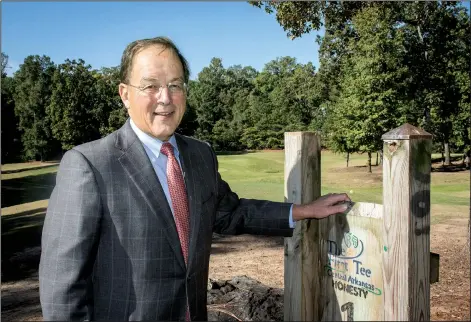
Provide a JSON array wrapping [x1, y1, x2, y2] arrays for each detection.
[[119, 45, 186, 141]]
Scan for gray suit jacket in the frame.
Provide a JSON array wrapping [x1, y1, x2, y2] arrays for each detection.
[[39, 119, 293, 321]]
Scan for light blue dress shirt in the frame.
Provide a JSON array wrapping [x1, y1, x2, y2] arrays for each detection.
[[129, 119, 296, 228]]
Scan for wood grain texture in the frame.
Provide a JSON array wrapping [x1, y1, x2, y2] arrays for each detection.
[[284, 132, 321, 321], [409, 138, 431, 321], [382, 133, 431, 321], [382, 139, 410, 320], [284, 125, 432, 321]]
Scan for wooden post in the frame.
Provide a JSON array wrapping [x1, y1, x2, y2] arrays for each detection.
[[284, 124, 433, 321], [284, 132, 321, 321], [382, 123, 432, 321]]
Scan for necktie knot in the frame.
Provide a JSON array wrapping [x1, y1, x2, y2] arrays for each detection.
[[161, 142, 174, 158]]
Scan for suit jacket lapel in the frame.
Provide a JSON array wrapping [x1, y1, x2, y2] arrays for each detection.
[[175, 134, 202, 271], [116, 120, 186, 270]]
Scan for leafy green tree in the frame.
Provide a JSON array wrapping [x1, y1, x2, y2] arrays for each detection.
[[329, 5, 409, 172], [1, 52, 10, 76], [188, 59, 259, 150], [91, 66, 124, 135], [176, 99, 198, 137], [243, 57, 322, 149], [188, 58, 227, 145], [13, 55, 61, 161], [1, 53, 23, 163], [401, 2, 470, 164], [48, 59, 101, 150], [253, 0, 470, 164]]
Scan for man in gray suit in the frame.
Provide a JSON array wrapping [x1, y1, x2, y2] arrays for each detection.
[[39, 37, 350, 321]]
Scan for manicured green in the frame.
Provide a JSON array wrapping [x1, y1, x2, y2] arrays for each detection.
[[218, 151, 470, 210]]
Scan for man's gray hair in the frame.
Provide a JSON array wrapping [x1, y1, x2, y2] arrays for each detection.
[[119, 36, 190, 84]]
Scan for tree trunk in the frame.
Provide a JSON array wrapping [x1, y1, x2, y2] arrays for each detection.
[[444, 142, 451, 166], [376, 152, 379, 166], [379, 150, 383, 165], [346, 152, 350, 168], [441, 147, 445, 166], [368, 152, 372, 173]]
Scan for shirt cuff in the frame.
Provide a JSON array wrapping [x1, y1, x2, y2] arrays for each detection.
[[289, 204, 296, 228]]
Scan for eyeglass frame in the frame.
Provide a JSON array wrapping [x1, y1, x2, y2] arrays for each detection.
[[125, 79, 188, 97]]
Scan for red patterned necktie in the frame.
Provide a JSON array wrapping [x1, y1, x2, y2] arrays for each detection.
[[161, 142, 191, 321], [160, 142, 190, 265]]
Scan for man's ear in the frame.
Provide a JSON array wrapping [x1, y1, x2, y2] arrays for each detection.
[[118, 83, 130, 109]]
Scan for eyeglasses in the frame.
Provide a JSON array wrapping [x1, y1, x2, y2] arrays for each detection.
[[127, 80, 187, 97]]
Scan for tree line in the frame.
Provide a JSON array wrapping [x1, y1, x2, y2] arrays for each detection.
[[2, 1, 469, 172]]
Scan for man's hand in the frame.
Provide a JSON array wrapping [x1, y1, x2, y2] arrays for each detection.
[[292, 193, 351, 221]]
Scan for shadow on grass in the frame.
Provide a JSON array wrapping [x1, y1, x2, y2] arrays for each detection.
[[1, 163, 59, 174], [431, 155, 464, 164], [1, 173, 56, 208], [431, 162, 469, 173], [215, 150, 250, 156], [2, 209, 46, 282]]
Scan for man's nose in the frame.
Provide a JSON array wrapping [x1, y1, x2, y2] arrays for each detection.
[[157, 87, 171, 105]]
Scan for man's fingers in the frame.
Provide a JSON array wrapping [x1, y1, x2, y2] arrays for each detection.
[[330, 204, 349, 214], [326, 193, 351, 204]]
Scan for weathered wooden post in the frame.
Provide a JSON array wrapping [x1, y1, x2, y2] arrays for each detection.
[[283, 124, 434, 321], [382, 123, 432, 320], [284, 132, 321, 321]]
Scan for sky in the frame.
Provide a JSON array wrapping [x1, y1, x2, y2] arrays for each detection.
[[1, 2, 323, 79]]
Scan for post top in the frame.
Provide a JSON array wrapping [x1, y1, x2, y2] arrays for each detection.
[[382, 123, 433, 140]]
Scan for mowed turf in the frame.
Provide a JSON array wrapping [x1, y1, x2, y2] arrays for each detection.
[[218, 150, 469, 208], [1, 150, 469, 256], [217, 150, 469, 227]]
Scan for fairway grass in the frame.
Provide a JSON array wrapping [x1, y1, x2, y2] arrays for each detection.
[[218, 150, 469, 222], [1, 151, 469, 225], [2, 165, 59, 180], [1, 161, 59, 172]]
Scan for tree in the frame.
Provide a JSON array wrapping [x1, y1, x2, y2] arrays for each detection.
[[91, 66, 128, 135], [402, 2, 471, 165], [188, 59, 259, 150], [48, 59, 101, 150], [176, 99, 198, 137], [327, 5, 409, 172], [1, 53, 23, 163], [1, 52, 10, 76], [13, 55, 61, 161], [252, 0, 471, 162], [243, 57, 321, 149], [188, 58, 227, 145], [250, 1, 369, 104]]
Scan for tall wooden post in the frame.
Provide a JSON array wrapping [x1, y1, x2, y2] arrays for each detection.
[[382, 124, 432, 321], [284, 124, 433, 321], [284, 132, 321, 321]]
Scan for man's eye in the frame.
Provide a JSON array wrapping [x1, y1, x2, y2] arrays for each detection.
[[143, 85, 160, 91], [168, 84, 181, 90]]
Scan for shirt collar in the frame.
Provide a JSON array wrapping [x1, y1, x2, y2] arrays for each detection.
[[129, 118, 180, 159]]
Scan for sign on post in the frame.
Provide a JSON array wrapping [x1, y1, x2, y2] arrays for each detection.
[[284, 124, 436, 321], [322, 202, 384, 321]]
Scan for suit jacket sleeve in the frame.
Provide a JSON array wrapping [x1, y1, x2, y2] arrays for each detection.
[[206, 145, 293, 237], [39, 149, 102, 321]]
